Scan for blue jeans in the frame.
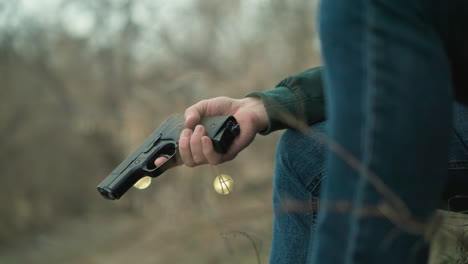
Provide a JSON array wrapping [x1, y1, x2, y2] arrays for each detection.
[[317, 0, 468, 263], [270, 103, 468, 263]]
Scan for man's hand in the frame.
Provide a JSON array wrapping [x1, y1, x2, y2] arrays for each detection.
[[155, 96, 268, 167]]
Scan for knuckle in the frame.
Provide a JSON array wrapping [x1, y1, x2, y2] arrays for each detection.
[[185, 107, 199, 119], [189, 138, 197, 147], [179, 142, 189, 152], [193, 158, 205, 165], [210, 156, 223, 165], [190, 134, 200, 143], [204, 151, 219, 165], [191, 100, 206, 111], [223, 153, 237, 163], [180, 156, 192, 166], [190, 138, 197, 146], [185, 162, 196, 168], [184, 109, 193, 118]]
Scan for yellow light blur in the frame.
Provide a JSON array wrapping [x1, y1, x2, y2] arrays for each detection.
[[213, 174, 234, 195], [134, 176, 152, 189]]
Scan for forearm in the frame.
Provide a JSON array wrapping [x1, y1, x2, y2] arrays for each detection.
[[245, 67, 325, 135]]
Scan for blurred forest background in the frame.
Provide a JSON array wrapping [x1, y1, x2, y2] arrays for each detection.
[[3, 1, 467, 263], [0, 0, 321, 263]]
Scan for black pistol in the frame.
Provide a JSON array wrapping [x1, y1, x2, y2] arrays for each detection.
[[97, 114, 240, 200]]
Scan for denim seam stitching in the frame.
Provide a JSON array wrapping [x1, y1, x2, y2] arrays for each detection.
[[305, 169, 326, 193], [453, 128, 468, 154], [448, 160, 468, 169], [346, 0, 372, 262]]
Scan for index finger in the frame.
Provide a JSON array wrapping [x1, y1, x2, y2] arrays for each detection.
[[184, 100, 207, 129]]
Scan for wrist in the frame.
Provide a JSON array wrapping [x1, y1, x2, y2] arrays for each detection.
[[240, 97, 269, 133]]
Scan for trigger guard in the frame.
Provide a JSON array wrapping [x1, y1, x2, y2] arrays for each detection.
[[149, 150, 179, 177]]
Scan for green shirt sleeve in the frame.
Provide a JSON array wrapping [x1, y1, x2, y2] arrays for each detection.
[[245, 67, 325, 135]]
